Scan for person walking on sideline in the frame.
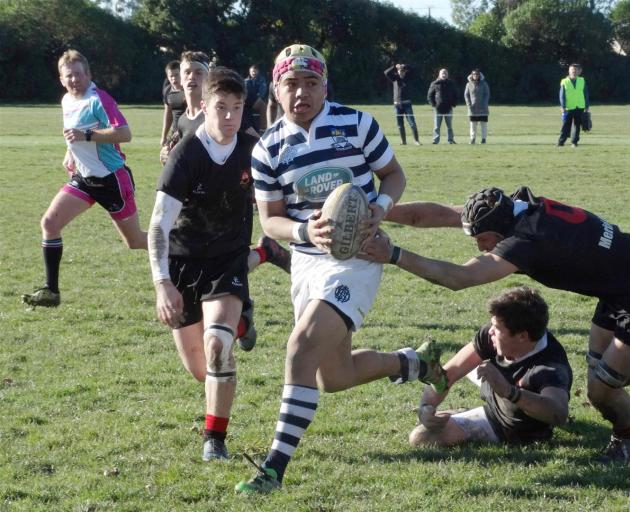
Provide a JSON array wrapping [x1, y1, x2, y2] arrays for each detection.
[[558, 63, 589, 147]]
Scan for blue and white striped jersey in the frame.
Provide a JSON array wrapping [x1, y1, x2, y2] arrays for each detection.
[[252, 101, 394, 254]]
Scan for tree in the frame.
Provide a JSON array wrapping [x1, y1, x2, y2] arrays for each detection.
[[450, 0, 489, 29], [502, 0, 612, 63], [468, 11, 505, 42], [611, 0, 630, 54]]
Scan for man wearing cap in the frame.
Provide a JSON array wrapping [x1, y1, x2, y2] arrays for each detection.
[[361, 186, 630, 463], [235, 43, 448, 494]]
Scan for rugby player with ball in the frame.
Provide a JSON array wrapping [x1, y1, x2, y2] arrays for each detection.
[[235, 44, 447, 494]]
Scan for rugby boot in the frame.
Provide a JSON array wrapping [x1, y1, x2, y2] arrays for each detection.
[[596, 435, 630, 463], [236, 299, 257, 351], [22, 287, 60, 308], [202, 437, 229, 461], [416, 340, 448, 394], [235, 455, 281, 494], [258, 236, 291, 274]]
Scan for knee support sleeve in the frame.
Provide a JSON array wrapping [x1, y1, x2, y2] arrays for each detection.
[[204, 323, 235, 382], [586, 349, 602, 369], [595, 360, 630, 389]]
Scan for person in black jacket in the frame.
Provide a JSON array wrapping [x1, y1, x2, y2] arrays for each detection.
[[427, 68, 458, 144], [384, 63, 420, 145]]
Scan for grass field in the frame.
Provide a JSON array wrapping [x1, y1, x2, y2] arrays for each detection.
[[1, 103, 629, 511]]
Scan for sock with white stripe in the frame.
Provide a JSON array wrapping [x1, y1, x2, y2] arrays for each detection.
[[262, 384, 319, 482], [42, 238, 63, 293]]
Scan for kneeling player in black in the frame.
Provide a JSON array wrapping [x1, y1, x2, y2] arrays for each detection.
[[363, 186, 630, 462], [148, 67, 261, 461], [410, 286, 571, 447]]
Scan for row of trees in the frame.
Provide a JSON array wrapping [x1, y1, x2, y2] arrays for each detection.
[[1, 0, 629, 104]]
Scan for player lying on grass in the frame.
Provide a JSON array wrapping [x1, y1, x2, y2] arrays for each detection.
[[23, 49, 146, 308], [410, 286, 571, 447], [234, 43, 448, 495], [362, 186, 630, 463]]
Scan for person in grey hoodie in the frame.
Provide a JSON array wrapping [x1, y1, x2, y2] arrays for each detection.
[[464, 69, 490, 144]]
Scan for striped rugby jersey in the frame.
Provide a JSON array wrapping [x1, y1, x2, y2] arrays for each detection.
[[252, 101, 393, 254]]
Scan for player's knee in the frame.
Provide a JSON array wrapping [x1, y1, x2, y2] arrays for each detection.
[[316, 371, 345, 393], [203, 324, 235, 379], [409, 425, 431, 447], [41, 213, 61, 236]]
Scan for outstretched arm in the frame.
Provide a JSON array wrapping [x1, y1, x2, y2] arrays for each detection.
[[386, 201, 462, 228], [360, 232, 517, 290]]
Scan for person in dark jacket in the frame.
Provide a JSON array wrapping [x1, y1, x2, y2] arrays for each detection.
[[385, 63, 420, 145], [427, 68, 458, 144]]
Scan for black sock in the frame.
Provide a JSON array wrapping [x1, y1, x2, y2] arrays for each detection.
[[42, 238, 63, 293]]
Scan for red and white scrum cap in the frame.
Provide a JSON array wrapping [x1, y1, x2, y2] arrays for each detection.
[[272, 44, 327, 84]]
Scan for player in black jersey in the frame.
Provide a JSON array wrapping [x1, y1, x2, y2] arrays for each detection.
[[148, 67, 285, 462], [410, 286, 571, 447], [362, 186, 630, 462]]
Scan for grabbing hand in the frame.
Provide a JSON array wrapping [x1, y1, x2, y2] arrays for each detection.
[[309, 210, 335, 253], [358, 229, 394, 263], [477, 360, 512, 399], [417, 404, 450, 432]]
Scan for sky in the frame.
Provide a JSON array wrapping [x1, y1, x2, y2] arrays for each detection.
[[381, 0, 454, 25]]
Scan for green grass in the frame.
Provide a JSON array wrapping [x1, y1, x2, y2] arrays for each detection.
[[1, 104, 629, 511]]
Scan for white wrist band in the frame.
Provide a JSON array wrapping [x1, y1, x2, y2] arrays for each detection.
[[292, 222, 309, 243], [376, 193, 394, 213]]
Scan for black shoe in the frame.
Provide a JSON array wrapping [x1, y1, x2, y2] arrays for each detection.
[[22, 287, 60, 307], [448, 140, 456, 144], [237, 299, 257, 351], [596, 435, 630, 463], [481, 139, 486, 144]]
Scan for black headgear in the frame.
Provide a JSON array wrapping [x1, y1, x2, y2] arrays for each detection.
[[461, 188, 515, 237]]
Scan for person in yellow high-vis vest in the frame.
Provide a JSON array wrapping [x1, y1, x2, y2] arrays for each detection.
[[557, 63, 590, 147]]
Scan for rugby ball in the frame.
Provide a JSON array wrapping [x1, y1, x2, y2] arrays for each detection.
[[321, 183, 370, 260]]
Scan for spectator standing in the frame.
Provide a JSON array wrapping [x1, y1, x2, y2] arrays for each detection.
[[427, 68, 458, 144], [384, 63, 420, 145], [464, 69, 490, 144]]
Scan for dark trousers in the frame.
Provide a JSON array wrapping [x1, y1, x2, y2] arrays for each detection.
[[394, 102, 418, 143], [558, 108, 583, 145]]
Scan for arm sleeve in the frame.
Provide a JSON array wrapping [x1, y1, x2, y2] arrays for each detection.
[[559, 84, 566, 109], [148, 191, 183, 282], [384, 66, 396, 81]]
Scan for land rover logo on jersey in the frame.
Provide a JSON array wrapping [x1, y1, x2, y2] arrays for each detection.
[[279, 144, 299, 165], [293, 167, 353, 202]]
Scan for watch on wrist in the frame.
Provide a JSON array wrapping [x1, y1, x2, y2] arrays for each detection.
[[84, 129, 94, 142]]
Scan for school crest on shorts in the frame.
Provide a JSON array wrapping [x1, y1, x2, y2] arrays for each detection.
[[334, 284, 351, 303]]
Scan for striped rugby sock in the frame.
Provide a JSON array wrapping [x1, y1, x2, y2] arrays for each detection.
[[42, 238, 63, 293], [263, 384, 319, 482]]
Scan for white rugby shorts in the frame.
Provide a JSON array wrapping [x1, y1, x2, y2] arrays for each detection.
[[450, 406, 500, 443], [290, 251, 382, 331]]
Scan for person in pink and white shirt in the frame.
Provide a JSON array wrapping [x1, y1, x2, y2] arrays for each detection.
[[22, 49, 146, 308]]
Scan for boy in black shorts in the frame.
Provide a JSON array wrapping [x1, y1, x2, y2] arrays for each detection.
[[148, 67, 261, 461]]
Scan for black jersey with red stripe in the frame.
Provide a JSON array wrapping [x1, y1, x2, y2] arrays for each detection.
[[492, 188, 630, 302]]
